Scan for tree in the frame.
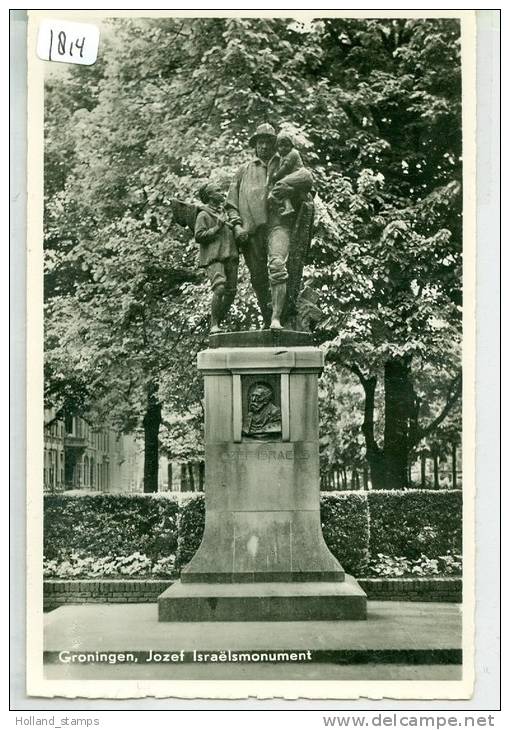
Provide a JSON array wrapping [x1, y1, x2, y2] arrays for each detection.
[[44, 17, 463, 490], [44, 17, 310, 488], [301, 18, 463, 488]]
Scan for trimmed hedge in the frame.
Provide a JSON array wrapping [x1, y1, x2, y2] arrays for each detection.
[[44, 490, 462, 577], [44, 494, 179, 562], [320, 493, 369, 575], [367, 490, 463, 560]]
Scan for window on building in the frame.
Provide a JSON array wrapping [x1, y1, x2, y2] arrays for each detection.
[[49, 451, 55, 489]]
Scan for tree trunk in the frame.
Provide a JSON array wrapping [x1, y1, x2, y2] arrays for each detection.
[[383, 358, 412, 489], [188, 463, 195, 492], [363, 464, 369, 490], [143, 386, 161, 493], [350, 470, 356, 490], [199, 461, 205, 491], [180, 463, 188, 491], [167, 462, 173, 492], [360, 375, 386, 489], [349, 357, 457, 492], [433, 452, 439, 489], [355, 360, 415, 490], [341, 467, 347, 490], [421, 453, 427, 489], [452, 443, 457, 489]]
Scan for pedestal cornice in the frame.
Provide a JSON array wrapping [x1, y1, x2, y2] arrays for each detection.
[[198, 346, 324, 373]]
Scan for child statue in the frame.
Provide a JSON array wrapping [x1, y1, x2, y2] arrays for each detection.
[[194, 182, 239, 333], [268, 131, 313, 217]]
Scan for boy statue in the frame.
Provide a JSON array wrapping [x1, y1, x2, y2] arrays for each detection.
[[194, 182, 239, 333]]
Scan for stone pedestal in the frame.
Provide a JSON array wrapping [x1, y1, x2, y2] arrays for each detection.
[[159, 331, 367, 621]]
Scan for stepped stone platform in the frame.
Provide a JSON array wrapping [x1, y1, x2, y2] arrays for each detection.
[[159, 575, 366, 622]]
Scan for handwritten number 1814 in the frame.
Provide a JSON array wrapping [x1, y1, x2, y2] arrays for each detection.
[[49, 29, 86, 61]]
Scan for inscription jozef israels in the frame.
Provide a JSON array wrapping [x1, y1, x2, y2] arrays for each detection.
[[220, 447, 311, 462]]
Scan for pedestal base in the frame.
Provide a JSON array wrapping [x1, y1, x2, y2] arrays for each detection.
[[158, 574, 367, 622], [208, 329, 313, 349]]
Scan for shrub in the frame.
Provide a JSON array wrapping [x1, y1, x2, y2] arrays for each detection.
[[44, 494, 180, 563], [368, 490, 462, 561], [152, 554, 177, 576], [367, 552, 462, 578], [43, 551, 176, 578], [320, 493, 369, 575]]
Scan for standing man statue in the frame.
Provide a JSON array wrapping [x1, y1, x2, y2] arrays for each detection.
[[226, 123, 313, 331]]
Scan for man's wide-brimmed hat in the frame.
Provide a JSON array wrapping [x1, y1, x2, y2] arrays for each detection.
[[249, 123, 277, 147]]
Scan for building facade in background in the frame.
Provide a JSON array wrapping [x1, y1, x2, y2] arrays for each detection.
[[43, 411, 203, 493], [43, 410, 144, 493]]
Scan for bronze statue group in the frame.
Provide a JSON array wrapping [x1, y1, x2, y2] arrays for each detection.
[[189, 124, 315, 333]]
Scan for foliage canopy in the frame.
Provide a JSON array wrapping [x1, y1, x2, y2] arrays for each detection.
[[44, 17, 463, 485]]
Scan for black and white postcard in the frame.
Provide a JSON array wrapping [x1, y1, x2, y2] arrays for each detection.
[[24, 9, 479, 700]]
